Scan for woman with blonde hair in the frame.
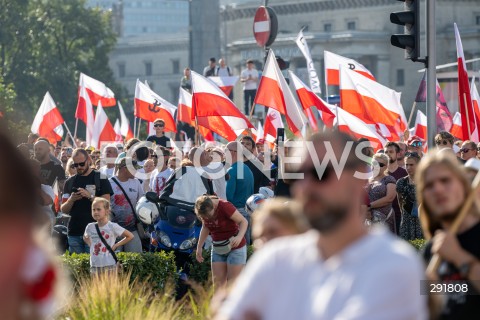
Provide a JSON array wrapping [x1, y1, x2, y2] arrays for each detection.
[[65, 157, 77, 178], [252, 198, 309, 249], [366, 153, 397, 232]]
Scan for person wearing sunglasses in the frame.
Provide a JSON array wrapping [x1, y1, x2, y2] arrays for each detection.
[[459, 140, 476, 161], [406, 136, 424, 156], [218, 132, 426, 320], [146, 118, 170, 148], [60, 148, 113, 254], [434, 131, 455, 150], [366, 153, 397, 233]]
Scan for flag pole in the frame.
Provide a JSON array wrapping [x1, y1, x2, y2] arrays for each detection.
[[407, 101, 418, 128], [194, 117, 199, 146], [63, 123, 78, 148], [73, 119, 79, 138], [334, 65, 341, 129], [137, 119, 142, 138], [133, 117, 137, 138]]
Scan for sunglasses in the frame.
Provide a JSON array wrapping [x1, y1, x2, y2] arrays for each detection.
[[118, 160, 138, 169], [154, 124, 164, 128], [410, 141, 422, 147], [377, 162, 386, 168], [72, 161, 87, 168], [477, 147, 480, 152], [435, 140, 449, 146], [460, 148, 474, 153]]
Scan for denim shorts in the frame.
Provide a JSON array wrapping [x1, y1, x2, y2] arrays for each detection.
[[211, 244, 247, 265]]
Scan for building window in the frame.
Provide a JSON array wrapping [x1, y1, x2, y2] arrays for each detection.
[[324, 23, 332, 32], [118, 63, 125, 78], [145, 62, 152, 76], [347, 21, 356, 30], [476, 15, 480, 25], [396, 69, 405, 86], [172, 59, 180, 74]]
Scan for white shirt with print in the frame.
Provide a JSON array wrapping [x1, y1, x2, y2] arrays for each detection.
[[150, 167, 173, 195], [109, 177, 145, 230], [84, 221, 126, 267]]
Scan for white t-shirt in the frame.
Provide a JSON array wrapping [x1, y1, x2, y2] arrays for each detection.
[[109, 177, 144, 230], [219, 228, 427, 320], [241, 69, 259, 90], [203, 162, 227, 199], [150, 167, 174, 195], [84, 221, 125, 267], [99, 166, 115, 179]]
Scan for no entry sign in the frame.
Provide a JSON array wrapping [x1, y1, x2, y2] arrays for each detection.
[[253, 6, 278, 47]]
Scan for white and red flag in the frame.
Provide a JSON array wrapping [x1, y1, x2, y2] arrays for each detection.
[[191, 71, 253, 141], [31, 92, 64, 144], [413, 110, 427, 141], [79, 73, 116, 107], [340, 66, 407, 140], [324, 51, 376, 86], [450, 112, 464, 140], [208, 76, 239, 97], [113, 119, 123, 142], [289, 71, 336, 128], [255, 50, 306, 135], [177, 87, 214, 141], [455, 23, 476, 141], [117, 101, 134, 140], [91, 102, 116, 149], [263, 108, 284, 144], [52, 179, 60, 213], [75, 84, 95, 145], [134, 79, 177, 132]]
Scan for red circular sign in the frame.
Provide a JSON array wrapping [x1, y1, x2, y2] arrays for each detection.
[[253, 6, 271, 47]]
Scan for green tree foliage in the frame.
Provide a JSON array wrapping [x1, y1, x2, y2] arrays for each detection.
[[0, 0, 124, 138]]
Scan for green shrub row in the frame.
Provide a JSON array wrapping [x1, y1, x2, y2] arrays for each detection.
[[62, 251, 177, 291]]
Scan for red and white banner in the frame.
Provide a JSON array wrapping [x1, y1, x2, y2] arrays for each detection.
[[455, 23, 476, 141], [75, 85, 95, 146], [117, 101, 134, 140], [191, 71, 253, 141], [91, 102, 116, 149], [178, 87, 194, 126], [255, 49, 306, 135], [31, 92, 64, 144], [208, 76, 239, 97], [413, 110, 427, 141], [134, 79, 177, 132], [79, 73, 116, 107], [450, 112, 463, 140], [324, 51, 376, 86], [263, 108, 284, 144], [340, 66, 407, 139], [289, 71, 335, 128]]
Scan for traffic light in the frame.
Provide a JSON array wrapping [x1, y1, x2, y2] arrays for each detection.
[[390, 0, 420, 61]]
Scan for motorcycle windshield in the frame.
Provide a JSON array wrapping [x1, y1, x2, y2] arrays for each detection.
[[165, 206, 197, 229]]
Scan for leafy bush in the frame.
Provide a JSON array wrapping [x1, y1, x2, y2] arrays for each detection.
[[408, 238, 427, 252], [62, 251, 178, 291]]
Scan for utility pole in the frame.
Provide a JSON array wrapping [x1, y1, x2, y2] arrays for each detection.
[[426, 0, 436, 147]]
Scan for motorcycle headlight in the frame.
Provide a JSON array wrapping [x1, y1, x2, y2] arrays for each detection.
[[157, 231, 172, 248], [179, 238, 194, 250]]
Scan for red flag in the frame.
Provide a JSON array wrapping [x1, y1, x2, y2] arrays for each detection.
[[208, 76, 239, 97], [177, 87, 214, 141], [264, 108, 284, 144], [53, 180, 60, 213], [31, 92, 64, 144], [91, 102, 116, 149], [340, 66, 407, 138], [450, 112, 463, 140], [191, 71, 253, 141], [289, 71, 335, 128], [455, 23, 476, 141], [79, 73, 116, 107], [134, 79, 177, 132], [324, 51, 376, 86]]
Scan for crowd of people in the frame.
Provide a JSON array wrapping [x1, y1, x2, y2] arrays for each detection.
[[2, 118, 480, 319]]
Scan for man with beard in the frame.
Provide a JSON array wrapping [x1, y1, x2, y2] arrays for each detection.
[[385, 142, 408, 234], [61, 148, 113, 254], [417, 151, 480, 319], [217, 132, 426, 320], [34, 140, 66, 193]]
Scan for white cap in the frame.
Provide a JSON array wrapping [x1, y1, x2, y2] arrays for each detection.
[[465, 158, 480, 172]]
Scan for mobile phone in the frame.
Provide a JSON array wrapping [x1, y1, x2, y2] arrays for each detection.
[[71, 187, 79, 193]]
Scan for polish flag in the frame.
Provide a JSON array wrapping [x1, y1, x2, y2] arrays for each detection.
[[329, 105, 387, 151], [289, 71, 336, 128], [191, 71, 253, 141], [255, 50, 306, 135], [91, 102, 116, 149], [118, 101, 134, 140], [324, 51, 376, 86], [254, 121, 264, 143], [455, 23, 476, 141], [208, 76, 239, 97], [79, 73, 116, 107], [75, 84, 95, 145], [178, 87, 195, 126], [31, 92, 64, 144], [340, 66, 407, 138], [450, 112, 463, 140], [113, 119, 123, 142], [52, 179, 60, 213], [134, 79, 177, 132], [413, 110, 427, 141], [263, 108, 284, 144]]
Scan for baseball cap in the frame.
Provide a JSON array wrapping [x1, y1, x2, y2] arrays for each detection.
[[407, 135, 424, 145]]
